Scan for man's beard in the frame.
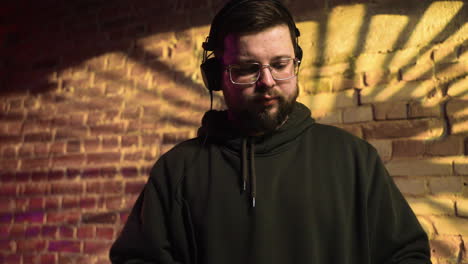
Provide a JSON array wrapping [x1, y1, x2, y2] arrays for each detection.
[[232, 87, 298, 135]]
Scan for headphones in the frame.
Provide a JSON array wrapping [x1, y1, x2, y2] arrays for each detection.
[[200, 0, 303, 92]]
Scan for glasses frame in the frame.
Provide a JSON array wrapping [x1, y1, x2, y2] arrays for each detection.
[[225, 58, 301, 85]]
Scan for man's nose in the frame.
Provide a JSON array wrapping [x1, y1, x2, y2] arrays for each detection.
[[257, 67, 276, 87]]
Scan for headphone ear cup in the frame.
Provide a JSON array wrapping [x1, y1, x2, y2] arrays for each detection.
[[200, 58, 222, 91], [296, 44, 303, 62]]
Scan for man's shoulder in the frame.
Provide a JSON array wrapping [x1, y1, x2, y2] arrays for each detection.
[[160, 137, 202, 161]]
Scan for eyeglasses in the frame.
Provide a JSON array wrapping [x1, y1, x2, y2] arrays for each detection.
[[226, 58, 301, 85]]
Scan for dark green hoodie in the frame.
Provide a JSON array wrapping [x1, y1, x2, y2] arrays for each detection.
[[110, 102, 431, 264]]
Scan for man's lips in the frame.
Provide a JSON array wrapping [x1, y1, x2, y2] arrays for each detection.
[[255, 96, 278, 106]]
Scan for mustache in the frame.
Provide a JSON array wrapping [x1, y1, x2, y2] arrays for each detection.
[[252, 90, 283, 99]]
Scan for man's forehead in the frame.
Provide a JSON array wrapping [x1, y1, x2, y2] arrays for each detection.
[[222, 25, 294, 62]]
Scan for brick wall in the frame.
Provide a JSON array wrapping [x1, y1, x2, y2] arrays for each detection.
[[0, 0, 467, 263]]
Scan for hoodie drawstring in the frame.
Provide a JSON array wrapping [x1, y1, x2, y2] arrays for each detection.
[[241, 138, 256, 208]]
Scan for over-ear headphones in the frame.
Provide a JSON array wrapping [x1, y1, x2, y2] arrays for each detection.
[[200, 0, 303, 92]]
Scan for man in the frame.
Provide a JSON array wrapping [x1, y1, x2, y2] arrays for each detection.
[[110, 0, 432, 263]]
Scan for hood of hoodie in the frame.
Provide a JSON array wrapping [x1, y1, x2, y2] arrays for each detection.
[[197, 101, 315, 207], [197, 102, 315, 154]]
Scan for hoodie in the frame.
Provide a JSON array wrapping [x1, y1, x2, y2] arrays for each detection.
[[110, 102, 431, 264]]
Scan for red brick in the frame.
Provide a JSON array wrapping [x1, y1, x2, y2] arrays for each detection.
[[0, 171, 15, 182], [55, 127, 88, 141], [101, 181, 123, 194], [15, 198, 28, 211], [49, 142, 65, 155], [446, 99, 467, 118], [121, 135, 139, 147], [0, 184, 17, 196], [80, 197, 97, 209], [18, 145, 34, 158], [96, 227, 114, 240], [0, 111, 24, 121], [83, 241, 112, 254], [23, 254, 41, 264], [52, 154, 86, 167], [362, 119, 442, 139], [86, 152, 120, 164], [21, 183, 50, 196], [66, 140, 81, 153], [373, 101, 408, 120], [162, 131, 192, 144], [69, 113, 85, 126], [58, 255, 75, 264], [41, 226, 58, 238], [121, 166, 139, 178], [393, 177, 426, 196], [45, 197, 60, 210], [31, 171, 48, 181], [25, 226, 41, 238], [0, 159, 19, 170], [21, 157, 49, 170], [8, 224, 26, 238], [48, 240, 81, 253], [51, 182, 83, 195], [435, 61, 468, 80], [14, 212, 44, 223], [122, 107, 141, 120], [429, 177, 462, 194], [105, 197, 123, 210], [0, 134, 22, 144], [123, 151, 144, 161], [2, 146, 17, 159], [90, 124, 126, 135], [66, 168, 81, 179], [59, 226, 75, 238], [48, 170, 65, 181], [425, 136, 464, 156], [46, 211, 81, 224], [33, 143, 49, 157], [16, 239, 46, 252], [125, 181, 145, 194], [0, 224, 10, 240], [3, 253, 21, 263], [0, 199, 14, 213], [102, 137, 119, 150], [392, 140, 425, 158], [101, 167, 118, 178], [408, 102, 441, 118], [28, 198, 44, 210], [16, 172, 32, 182], [400, 63, 433, 81], [24, 132, 53, 142], [82, 168, 101, 179], [0, 240, 14, 253], [82, 213, 117, 224], [77, 226, 95, 239], [86, 181, 102, 194], [40, 254, 57, 264], [84, 138, 100, 151], [62, 197, 80, 209]]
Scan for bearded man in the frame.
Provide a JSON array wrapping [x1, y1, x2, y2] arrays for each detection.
[[110, 1, 432, 263]]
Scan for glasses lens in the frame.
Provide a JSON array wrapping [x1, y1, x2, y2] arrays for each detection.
[[230, 63, 260, 84], [270, 59, 296, 80], [229, 59, 299, 84]]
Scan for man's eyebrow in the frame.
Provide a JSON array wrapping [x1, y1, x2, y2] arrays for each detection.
[[236, 55, 293, 64]]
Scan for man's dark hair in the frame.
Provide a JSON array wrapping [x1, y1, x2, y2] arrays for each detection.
[[205, 0, 300, 57]]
